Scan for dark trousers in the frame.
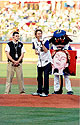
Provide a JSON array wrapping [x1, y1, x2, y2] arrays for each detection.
[[37, 63, 51, 94]]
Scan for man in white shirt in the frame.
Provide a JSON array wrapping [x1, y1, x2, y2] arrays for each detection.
[[5, 31, 26, 94], [32, 29, 52, 97]]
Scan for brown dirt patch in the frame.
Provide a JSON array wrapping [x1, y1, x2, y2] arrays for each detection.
[[0, 78, 80, 87], [0, 78, 79, 108], [0, 94, 79, 108]]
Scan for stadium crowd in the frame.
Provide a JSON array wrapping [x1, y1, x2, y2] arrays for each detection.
[[0, 2, 80, 42]]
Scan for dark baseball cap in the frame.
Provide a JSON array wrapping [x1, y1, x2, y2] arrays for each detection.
[[53, 30, 66, 38]]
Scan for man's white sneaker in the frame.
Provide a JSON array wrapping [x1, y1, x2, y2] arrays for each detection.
[[32, 92, 40, 96], [40, 93, 48, 97]]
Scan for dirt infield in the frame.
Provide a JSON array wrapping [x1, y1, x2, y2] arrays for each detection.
[[0, 94, 79, 108], [0, 78, 80, 87], [0, 78, 80, 108]]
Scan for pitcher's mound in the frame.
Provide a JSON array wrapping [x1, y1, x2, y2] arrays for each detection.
[[0, 94, 79, 108]]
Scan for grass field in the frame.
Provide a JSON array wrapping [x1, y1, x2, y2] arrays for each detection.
[[0, 84, 80, 95], [0, 63, 80, 78], [0, 63, 80, 125], [0, 107, 79, 125]]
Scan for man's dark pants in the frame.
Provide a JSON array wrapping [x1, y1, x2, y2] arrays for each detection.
[[37, 63, 51, 95]]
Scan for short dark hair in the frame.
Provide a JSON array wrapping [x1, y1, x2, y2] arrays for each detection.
[[35, 29, 42, 36], [12, 31, 19, 36]]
